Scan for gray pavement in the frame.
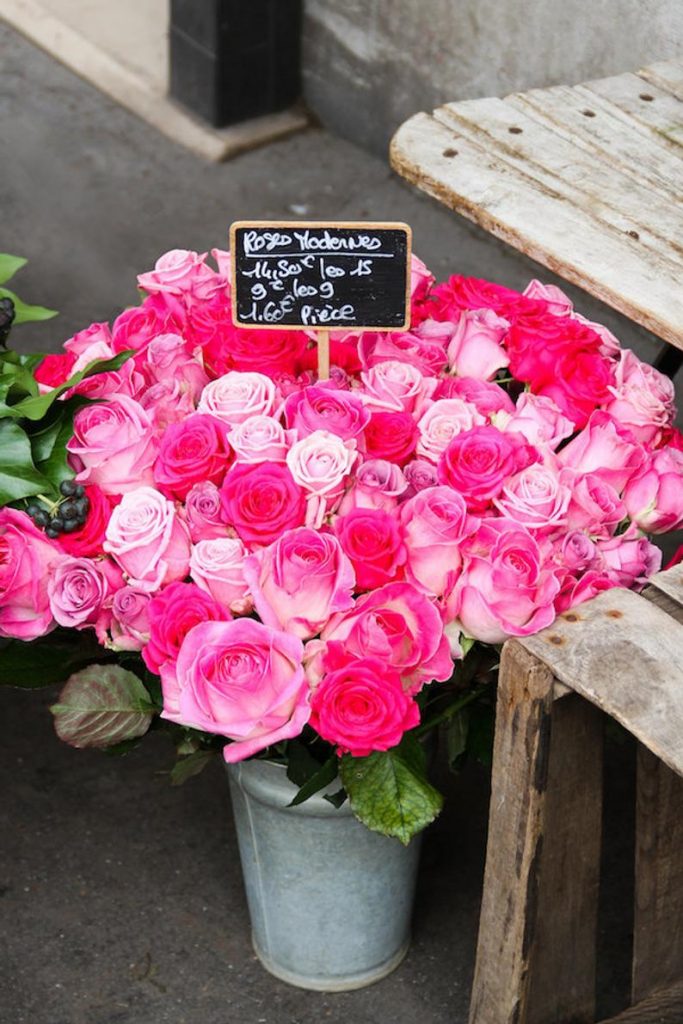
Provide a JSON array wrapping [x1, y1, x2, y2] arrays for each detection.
[[0, 21, 679, 1024]]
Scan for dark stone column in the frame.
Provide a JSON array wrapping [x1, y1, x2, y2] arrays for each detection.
[[169, 0, 302, 128]]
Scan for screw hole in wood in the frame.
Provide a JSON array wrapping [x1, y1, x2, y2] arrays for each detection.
[[442, 148, 459, 158], [508, 126, 523, 134], [628, 230, 640, 240], [582, 109, 596, 117], [639, 93, 654, 101]]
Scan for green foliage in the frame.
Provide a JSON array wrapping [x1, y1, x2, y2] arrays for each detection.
[[0, 419, 52, 504], [340, 733, 444, 845], [0, 253, 57, 326], [288, 755, 338, 807], [170, 749, 216, 786], [51, 664, 155, 749]]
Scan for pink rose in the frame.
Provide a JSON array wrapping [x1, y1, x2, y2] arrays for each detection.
[[446, 308, 510, 380], [597, 529, 661, 589], [56, 485, 115, 558], [144, 333, 209, 401], [309, 643, 420, 757], [286, 431, 357, 525], [0, 508, 63, 639], [142, 581, 231, 676], [104, 486, 191, 591], [400, 486, 479, 597], [227, 415, 294, 464], [244, 528, 355, 639], [137, 248, 215, 296], [604, 349, 675, 446], [202, 322, 308, 378], [417, 398, 485, 463], [284, 384, 370, 440], [336, 459, 408, 513], [220, 462, 306, 547], [197, 371, 277, 426], [562, 471, 626, 536], [139, 381, 197, 430], [67, 395, 159, 496], [153, 414, 232, 501], [438, 425, 537, 512], [190, 537, 252, 613], [359, 326, 447, 376], [64, 321, 113, 357], [111, 294, 186, 354], [402, 458, 440, 497], [572, 312, 621, 357], [360, 360, 436, 415], [410, 254, 434, 303], [334, 508, 406, 590], [553, 531, 599, 574], [523, 280, 573, 315], [364, 411, 418, 466], [623, 446, 683, 533], [495, 392, 575, 450], [48, 556, 122, 632], [493, 465, 571, 533], [434, 376, 515, 416], [555, 569, 619, 614], [427, 274, 536, 321], [320, 581, 453, 693], [558, 411, 646, 494], [445, 518, 560, 644], [184, 481, 229, 542], [109, 586, 151, 651], [166, 619, 311, 763]]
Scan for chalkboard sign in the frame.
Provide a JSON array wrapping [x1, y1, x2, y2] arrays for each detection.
[[230, 221, 412, 331]]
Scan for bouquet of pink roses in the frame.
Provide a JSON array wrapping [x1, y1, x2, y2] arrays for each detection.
[[1, 247, 681, 843]]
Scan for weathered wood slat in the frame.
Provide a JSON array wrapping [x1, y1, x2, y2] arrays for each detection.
[[638, 61, 683, 101], [597, 982, 683, 1023], [582, 74, 683, 148], [390, 113, 683, 349], [632, 749, 683, 1003], [644, 565, 683, 622], [520, 588, 683, 778], [435, 97, 683, 259]]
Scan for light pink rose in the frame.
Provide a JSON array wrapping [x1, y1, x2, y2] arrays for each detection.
[[493, 465, 571, 533], [228, 415, 294, 464], [48, 556, 123, 632], [597, 528, 662, 588], [67, 395, 159, 496], [604, 349, 676, 446], [286, 430, 357, 526], [336, 459, 408, 513], [104, 486, 191, 591], [417, 398, 485, 463], [495, 392, 575, 450], [572, 312, 621, 357], [447, 308, 510, 380], [445, 518, 560, 644], [555, 568, 619, 614], [558, 411, 646, 494], [108, 586, 152, 651], [184, 481, 229, 542], [410, 254, 434, 302], [139, 381, 197, 430], [197, 371, 276, 426], [64, 321, 113, 357], [137, 248, 216, 297], [360, 360, 436, 415], [320, 581, 453, 694], [523, 280, 573, 315], [244, 528, 355, 639], [284, 384, 369, 441], [623, 446, 683, 533], [553, 531, 599, 574], [435, 376, 515, 416], [165, 618, 311, 763], [359, 325, 447, 376], [0, 508, 63, 639], [144, 333, 209, 401], [400, 486, 479, 597], [562, 471, 626, 536], [190, 537, 252, 613]]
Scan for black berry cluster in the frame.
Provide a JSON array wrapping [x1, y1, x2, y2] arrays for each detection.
[[26, 480, 90, 539]]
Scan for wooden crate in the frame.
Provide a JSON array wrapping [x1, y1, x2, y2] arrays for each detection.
[[469, 566, 683, 1024]]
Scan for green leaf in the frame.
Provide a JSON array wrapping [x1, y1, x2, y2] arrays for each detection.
[[170, 749, 215, 786], [0, 418, 54, 503], [51, 664, 155, 749], [0, 630, 115, 688], [0, 254, 27, 285], [288, 755, 338, 807], [464, 702, 496, 769], [446, 707, 470, 771], [286, 737, 327, 787], [0, 286, 57, 324], [1, 350, 133, 420], [29, 398, 89, 488], [323, 787, 347, 809], [339, 734, 443, 845]]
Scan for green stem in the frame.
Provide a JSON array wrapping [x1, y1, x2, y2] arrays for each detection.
[[414, 686, 486, 738]]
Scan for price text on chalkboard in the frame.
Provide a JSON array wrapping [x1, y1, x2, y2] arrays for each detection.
[[230, 221, 412, 331]]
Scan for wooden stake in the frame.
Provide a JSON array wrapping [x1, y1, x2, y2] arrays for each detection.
[[317, 329, 330, 380]]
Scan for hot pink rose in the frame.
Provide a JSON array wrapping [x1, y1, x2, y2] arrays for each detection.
[[495, 392, 575, 450], [57, 485, 115, 558], [336, 459, 408, 513], [364, 411, 418, 466], [48, 556, 123, 633], [244, 528, 355, 639], [111, 294, 186, 355], [417, 398, 485, 463], [493, 465, 571, 533], [320, 581, 453, 693], [197, 371, 277, 425], [360, 360, 436, 415], [34, 351, 77, 390], [220, 462, 306, 547], [309, 643, 420, 757], [427, 274, 537, 321], [109, 586, 151, 651], [399, 486, 479, 597], [623, 446, 683, 533], [184, 481, 229, 542], [142, 581, 230, 676], [604, 349, 676, 446], [446, 308, 510, 380], [438, 425, 537, 512], [562, 471, 626, 536], [597, 529, 661, 589], [190, 537, 252, 613], [444, 519, 560, 644], [202, 322, 308, 378], [228, 416, 294, 463], [153, 414, 232, 501], [67, 395, 159, 496], [284, 384, 369, 440], [104, 486, 191, 591], [558, 411, 646, 494], [0, 508, 63, 639], [334, 508, 406, 590], [165, 619, 310, 763]]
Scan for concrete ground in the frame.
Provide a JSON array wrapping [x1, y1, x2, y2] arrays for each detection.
[[0, 21, 680, 1024]]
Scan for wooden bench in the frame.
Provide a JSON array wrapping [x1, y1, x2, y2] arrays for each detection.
[[469, 566, 683, 1024], [390, 61, 683, 371]]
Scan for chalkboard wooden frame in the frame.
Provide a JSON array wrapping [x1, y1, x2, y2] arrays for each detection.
[[229, 220, 412, 332]]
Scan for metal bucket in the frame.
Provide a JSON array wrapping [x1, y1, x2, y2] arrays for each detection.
[[226, 758, 422, 991]]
